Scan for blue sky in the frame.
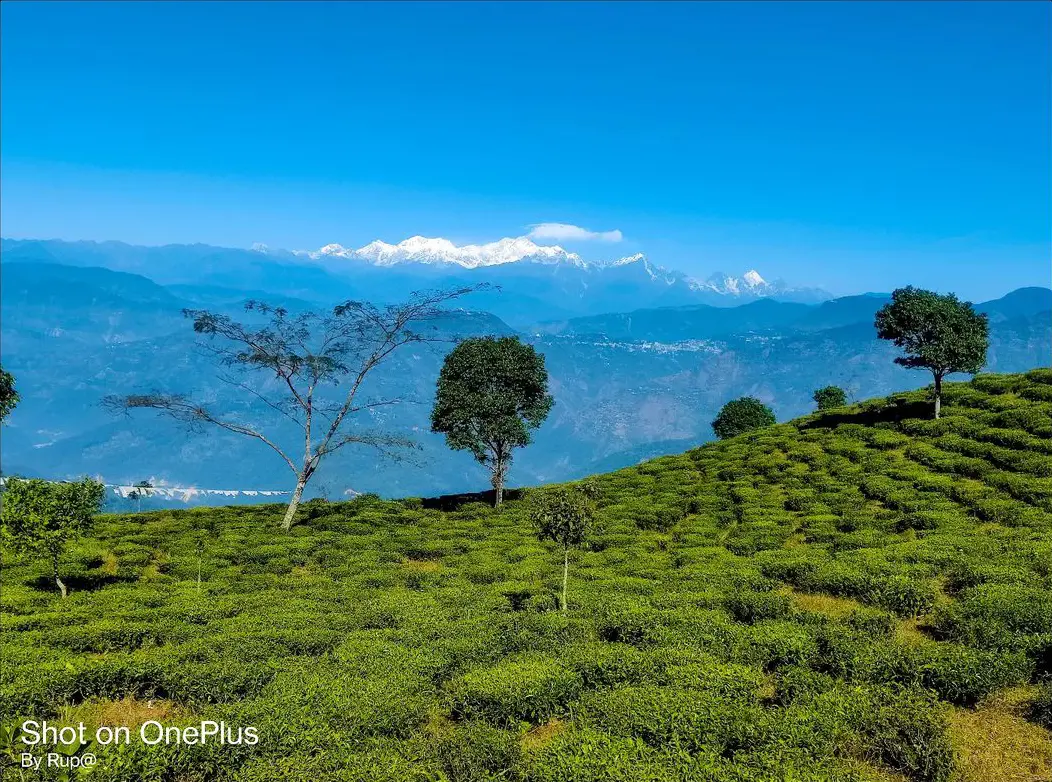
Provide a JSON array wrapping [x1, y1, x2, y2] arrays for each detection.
[[1, 1, 1049, 298]]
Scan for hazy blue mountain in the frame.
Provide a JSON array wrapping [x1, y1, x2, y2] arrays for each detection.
[[0, 238, 361, 304], [532, 288, 1052, 344], [1, 262, 187, 343], [2, 261, 180, 306], [978, 286, 1052, 322], [787, 294, 891, 332], [162, 283, 319, 311], [534, 299, 813, 341]]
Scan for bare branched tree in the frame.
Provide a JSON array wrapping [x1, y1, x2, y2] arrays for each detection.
[[103, 287, 483, 530]]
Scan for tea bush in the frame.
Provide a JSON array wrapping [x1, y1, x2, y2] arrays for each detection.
[[725, 589, 792, 624], [446, 656, 583, 725], [861, 687, 955, 782]]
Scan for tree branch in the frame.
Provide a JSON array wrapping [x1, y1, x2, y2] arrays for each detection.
[[215, 371, 304, 430], [101, 393, 299, 475]]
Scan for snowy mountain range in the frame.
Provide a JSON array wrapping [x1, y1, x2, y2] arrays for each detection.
[[262, 235, 808, 301], [0, 236, 832, 329]]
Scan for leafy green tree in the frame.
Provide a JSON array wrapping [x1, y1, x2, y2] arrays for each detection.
[[530, 486, 596, 612], [875, 287, 989, 419], [431, 336, 554, 506], [711, 397, 776, 440], [813, 385, 848, 411], [0, 366, 19, 424], [104, 288, 479, 531], [0, 477, 105, 598]]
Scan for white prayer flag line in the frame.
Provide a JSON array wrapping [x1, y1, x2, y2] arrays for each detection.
[[0, 477, 290, 499]]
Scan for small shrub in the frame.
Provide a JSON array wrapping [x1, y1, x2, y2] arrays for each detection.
[[773, 666, 838, 705], [578, 685, 768, 756], [869, 575, 937, 617], [862, 687, 955, 782], [712, 397, 777, 440], [725, 590, 792, 624], [846, 608, 897, 638], [742, 620, 819, 671], [432, 721, 520, 781], [447, 657, 582, 725], [931, 584, 1052, 649], [559, 642, 657, 688], [595, 606, 667, 647], [914, 644, 1031, 706]]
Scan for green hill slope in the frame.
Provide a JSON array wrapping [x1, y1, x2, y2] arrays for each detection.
[[3, 371, 1052, 781]]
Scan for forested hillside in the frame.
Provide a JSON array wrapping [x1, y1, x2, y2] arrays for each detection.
[[3, 371, 1051, 781]]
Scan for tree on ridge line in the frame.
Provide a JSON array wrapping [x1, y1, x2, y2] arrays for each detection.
[[813, 385, 848, 411], [875, 286, 989, 419], [128, 480, 154, 513], [431, 335, 553, 507], [711, 396, 776, 440]]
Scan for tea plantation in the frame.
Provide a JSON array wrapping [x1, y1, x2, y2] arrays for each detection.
[[4, 371, 1052, 781]]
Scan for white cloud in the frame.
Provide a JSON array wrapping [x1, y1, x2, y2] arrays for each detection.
[[527, 223, 623, 243]]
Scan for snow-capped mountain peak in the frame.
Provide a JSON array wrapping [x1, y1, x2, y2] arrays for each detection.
[[356, 239, 396, 256], [599, 253, 681, 284], [607, 253, 647, 267], [743, 270, 766, 287], [687, 270, 780, 296], [318, 243, 355, 257]]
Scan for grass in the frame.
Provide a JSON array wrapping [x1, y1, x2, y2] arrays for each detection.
[[64, 695, 189, 730], [3, 370, 1052, 781], [948, 687, 1052, 781], [895, 617, 933, 646], [786, 588, 865, 618], [520, 719, 567, 750]]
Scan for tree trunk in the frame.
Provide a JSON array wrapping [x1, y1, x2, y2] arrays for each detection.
[[281, 475, 307, 531], [933, 373, 943, 419], [197, 558, 202, 593], [490, 448, 508, 507], [561, 547, 569, 612], [53, 553, 68, 599]]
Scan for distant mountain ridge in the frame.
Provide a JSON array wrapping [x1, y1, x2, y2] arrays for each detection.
[[536, 287, 1052, 343]]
